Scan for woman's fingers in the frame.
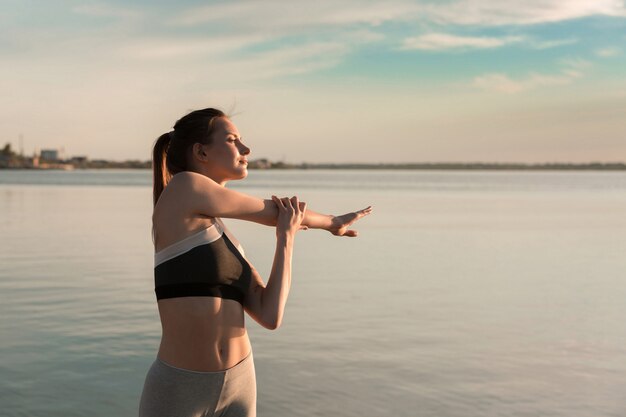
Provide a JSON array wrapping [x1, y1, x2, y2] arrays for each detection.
[[273, 196, 309, 216], [358, 206, 373, 217], [272, 195, 286, 209], [274, 195, 300, 212], [348, 206, 373, 224], [327, 205, 373, 237]]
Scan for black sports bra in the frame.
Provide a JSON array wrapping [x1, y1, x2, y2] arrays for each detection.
[[154, 218, 252, 305]]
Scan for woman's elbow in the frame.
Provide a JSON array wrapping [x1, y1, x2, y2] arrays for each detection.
[[262, 315, 282, 330]]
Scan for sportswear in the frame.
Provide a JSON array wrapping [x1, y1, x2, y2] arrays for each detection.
[[154, 218, 251, 304]]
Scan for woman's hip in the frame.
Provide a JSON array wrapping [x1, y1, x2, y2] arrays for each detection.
[[138, 350, 256, 417]]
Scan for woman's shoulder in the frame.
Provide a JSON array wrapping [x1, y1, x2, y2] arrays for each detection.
[[153, 174, 215, 235], [156, 171, 220, 217], [153, 172, 198, 214]]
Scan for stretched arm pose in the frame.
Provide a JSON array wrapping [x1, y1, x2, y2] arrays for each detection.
[[165, 172, 372, 329], [151, 109, 373, 331], [168, 171, 372, 237]]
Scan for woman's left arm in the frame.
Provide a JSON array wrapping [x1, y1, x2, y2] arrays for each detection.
[[244, 196, 300, 330]]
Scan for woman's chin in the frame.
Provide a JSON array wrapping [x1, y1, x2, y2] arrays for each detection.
[[235, 166, 248, 179]]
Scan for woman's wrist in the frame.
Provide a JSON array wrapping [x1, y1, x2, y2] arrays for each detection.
[[276, 231, 295, 246], [302, 209, 333, 230]]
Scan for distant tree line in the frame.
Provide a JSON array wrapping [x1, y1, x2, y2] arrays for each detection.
[[2, 143, 16, 156]]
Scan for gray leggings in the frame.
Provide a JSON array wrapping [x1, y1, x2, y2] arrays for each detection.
[[138, 351, 256, 417]]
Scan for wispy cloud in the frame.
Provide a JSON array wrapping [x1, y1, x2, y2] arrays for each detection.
[[596, 47, 622, 57], [164, 0, 624, 64], [171, 0, 626, 31], [559, 57, 592, 71], [399, 33, 524, 50], [118, 34, 271, 60], [472, 59, 590, 93], [231, 41, 351, 79], [472, 72, 574, 93], [170, 1, 419, 28], [528, 37, 578, 49], [71, 3, 141, 19], [399, 33, 580, 52], [422, 0, 626, 26]]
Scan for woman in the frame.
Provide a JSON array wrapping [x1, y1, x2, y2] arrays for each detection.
[[138, 108, 372, 417]]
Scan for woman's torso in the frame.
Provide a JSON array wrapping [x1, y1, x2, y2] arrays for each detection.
[[152, 186, 251, 372]]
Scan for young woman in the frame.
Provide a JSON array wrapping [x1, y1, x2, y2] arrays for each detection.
[[138, 108, 372, 417]]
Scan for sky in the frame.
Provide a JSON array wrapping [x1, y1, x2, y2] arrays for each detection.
[[1, 0, 625, 163]]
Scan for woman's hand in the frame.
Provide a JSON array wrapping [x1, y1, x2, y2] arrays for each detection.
[[328, 206, 373, 237], [271, 195, 307, 239]]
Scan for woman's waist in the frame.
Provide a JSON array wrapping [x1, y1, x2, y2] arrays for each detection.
[[158, 329, 251, 372], [156, 296, 250, 371]]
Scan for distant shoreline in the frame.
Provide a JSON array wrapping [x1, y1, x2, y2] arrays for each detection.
[[1, 161, 626, 171], [261, 162, 626, 171]]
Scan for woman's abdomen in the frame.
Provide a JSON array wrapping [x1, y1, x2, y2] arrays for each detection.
[[156, 297, 251, 372]]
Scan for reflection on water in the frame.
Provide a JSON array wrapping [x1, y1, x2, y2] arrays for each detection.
[[1, 170, 625, 417]]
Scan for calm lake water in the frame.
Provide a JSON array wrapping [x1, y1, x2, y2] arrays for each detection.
[[1, 169, 625, 417]]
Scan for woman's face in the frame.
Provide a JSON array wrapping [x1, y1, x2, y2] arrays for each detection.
[[197, 117, 251, 185]]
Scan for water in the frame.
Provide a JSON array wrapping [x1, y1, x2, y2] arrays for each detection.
[[1, 169, 625, 417]]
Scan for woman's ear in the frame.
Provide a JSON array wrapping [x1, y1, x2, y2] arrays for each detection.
[[192, 143, 208, 161]]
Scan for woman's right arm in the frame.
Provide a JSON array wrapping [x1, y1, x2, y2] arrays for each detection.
[[173, 171, 372, 234], [172, 171, 279, 226]]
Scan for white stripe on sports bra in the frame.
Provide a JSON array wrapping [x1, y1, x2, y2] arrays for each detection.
[[154, 218, 246, 267], [154, 222, 223, 267]]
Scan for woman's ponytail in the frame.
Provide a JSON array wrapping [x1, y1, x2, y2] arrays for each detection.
[[152, 132, 172, 207]]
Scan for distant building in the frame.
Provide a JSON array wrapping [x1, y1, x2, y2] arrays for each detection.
[[40, 149, 60, 162], [69, 156, 88, 166]]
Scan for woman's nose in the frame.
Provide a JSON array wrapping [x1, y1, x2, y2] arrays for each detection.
[[240, 144, 251, 155]]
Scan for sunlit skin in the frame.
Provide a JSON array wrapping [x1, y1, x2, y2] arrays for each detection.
[[152, 116, 372, 371]]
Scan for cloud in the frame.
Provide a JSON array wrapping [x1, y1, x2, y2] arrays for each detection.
[[472, 72, 575, 93], [529, 38, 578, 49], [422, 0, 626, 26], [226, 41, 351, 79], [171, 0, 626, 32], [164, 0, 625, 65], [559, 57, 592, 70], [399, 33, 524, 50], [170, 1, 420, 28], [472, 59, 589, 93], [596, 47, 622, 57], [399, 33, 580, 52], [118, 34, 271, 60]]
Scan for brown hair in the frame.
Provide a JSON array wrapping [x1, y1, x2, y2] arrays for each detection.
[[152, 108, 227, 207]]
